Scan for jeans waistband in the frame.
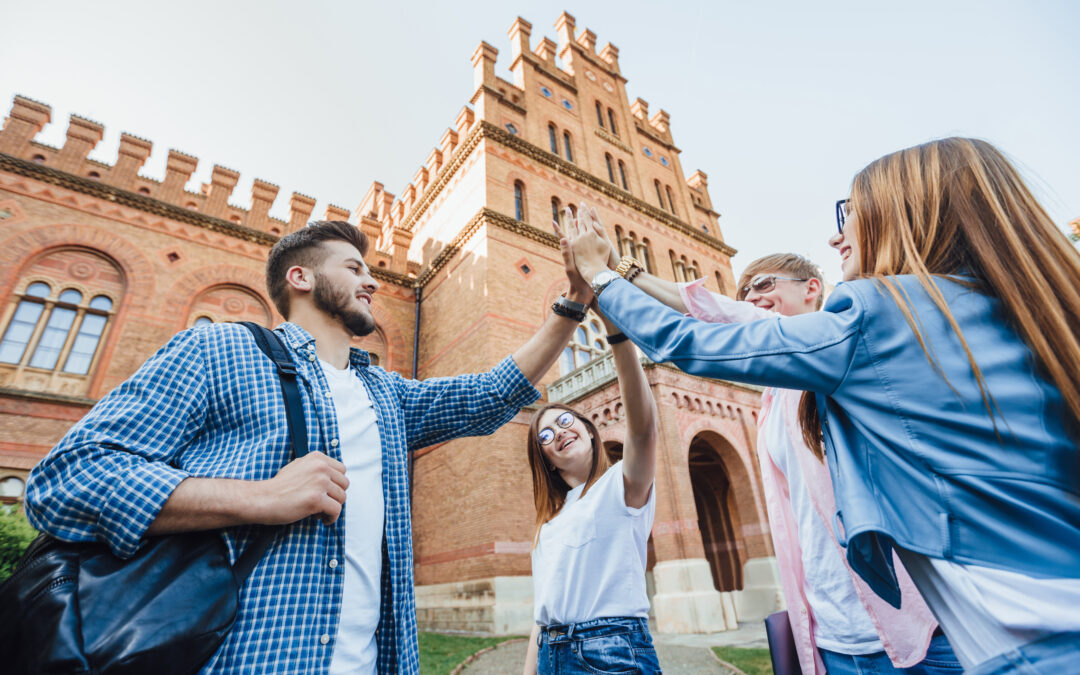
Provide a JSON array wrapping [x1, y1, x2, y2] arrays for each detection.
[[541, 616, 649, 643]]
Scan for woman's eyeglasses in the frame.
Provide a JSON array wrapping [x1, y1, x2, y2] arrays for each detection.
[[740, 274, 808, 297], [836, 199, 850, 234], [537, 411, 576, 446]]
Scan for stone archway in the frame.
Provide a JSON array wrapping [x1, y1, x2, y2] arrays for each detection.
[[688, 431, 747, 592]]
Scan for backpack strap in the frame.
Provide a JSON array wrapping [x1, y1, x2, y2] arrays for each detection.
[[233, 322, 312, 581]]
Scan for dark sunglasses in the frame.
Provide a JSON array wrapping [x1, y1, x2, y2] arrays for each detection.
[[740, 274, 808, 297], [836, 199, 850, 234], [537, 411, 576, 446]]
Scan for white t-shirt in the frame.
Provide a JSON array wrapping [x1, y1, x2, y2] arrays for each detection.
[[896, 548, 1080, 670], [320, 359, 384, 675], [762, 392, 884, 655], [531, 461, 655, 626]]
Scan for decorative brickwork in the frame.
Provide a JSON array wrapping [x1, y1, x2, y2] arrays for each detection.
[[0, 10, 774, 633]]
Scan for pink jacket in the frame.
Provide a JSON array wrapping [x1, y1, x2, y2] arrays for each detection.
[[680, 279, 938, 674]]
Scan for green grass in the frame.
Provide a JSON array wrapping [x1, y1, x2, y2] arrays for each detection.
[[712, 646, 773, 675], [418, 632, 522, 674]]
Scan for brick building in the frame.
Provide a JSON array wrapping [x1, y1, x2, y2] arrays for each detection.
[[0, 12, 781, 634]]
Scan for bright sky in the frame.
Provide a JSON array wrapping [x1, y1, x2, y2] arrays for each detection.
[[2, 1, 1077, 283]]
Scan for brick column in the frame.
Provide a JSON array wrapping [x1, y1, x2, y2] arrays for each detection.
[[204, 165, 240, 218], [109, 133, 153, 189], [248, 179, 280, 232], [159, 150, 199, 204], [0, 96, 51, 157], [288, 192, 316, 233], [55, 115, 104, 174]]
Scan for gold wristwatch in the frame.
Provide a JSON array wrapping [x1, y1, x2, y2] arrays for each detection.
[[614, 256, 643, 279]]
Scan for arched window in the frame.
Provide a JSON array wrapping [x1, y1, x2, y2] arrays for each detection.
[[686, 259, 700, 280], [551, 197, 562, 227], [715, 271, 727, 294], [563, 131, 574, 163], [617, 160, 629, 190], [0, 282, 115, 375], [666, 185, 677, 216], [654, 180, 665, 210], [607, 108, 618, 136], [548, 124, 559, 154], [605, 154, 616, 184], [568, 203, 577, 219], [514, 181, 526, 222], [669, 250, 687, 282], [637, 238, 654, 273], [559, 313, 609, 375], [595, 101, 605, 128], [187, 285, 271, 327], [614, 226, 627, 257]]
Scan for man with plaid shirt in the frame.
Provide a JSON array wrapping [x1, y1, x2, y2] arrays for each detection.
[[25, 220, 594, 673]]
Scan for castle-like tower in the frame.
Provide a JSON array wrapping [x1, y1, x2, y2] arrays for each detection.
[[0, 12, 781, 635]]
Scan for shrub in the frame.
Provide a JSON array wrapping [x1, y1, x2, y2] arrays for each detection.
[[0, 505, 38, 582]]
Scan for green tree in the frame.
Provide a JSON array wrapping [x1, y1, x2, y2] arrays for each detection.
[[0, 505, 38, 582]]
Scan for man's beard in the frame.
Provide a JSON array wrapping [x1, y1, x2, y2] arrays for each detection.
[[312, 272, 376, 337]]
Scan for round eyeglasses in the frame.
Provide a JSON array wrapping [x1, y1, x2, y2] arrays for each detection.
[[537, 411, 576, 446]]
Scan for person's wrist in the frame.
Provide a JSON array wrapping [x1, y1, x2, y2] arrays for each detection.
[[579, 262, 606, 284], [236, 479, 273, 525], [566, 289, 591, 305]]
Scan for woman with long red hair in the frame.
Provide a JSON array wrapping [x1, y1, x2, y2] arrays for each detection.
[[522, 206, 660, 675], [569, 138, 1080, 674]]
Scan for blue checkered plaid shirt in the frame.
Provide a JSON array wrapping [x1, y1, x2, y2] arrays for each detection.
[[25, 321, 540, 673]]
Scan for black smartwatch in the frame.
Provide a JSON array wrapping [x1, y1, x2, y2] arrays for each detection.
[[552, 295, 587, 322]]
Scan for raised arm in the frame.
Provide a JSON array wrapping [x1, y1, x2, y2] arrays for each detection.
[[566, 214, 861, 393], [602, 311, 657, 508]]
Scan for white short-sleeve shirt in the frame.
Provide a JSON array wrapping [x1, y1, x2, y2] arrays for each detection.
[[531, 461, 655, 626]]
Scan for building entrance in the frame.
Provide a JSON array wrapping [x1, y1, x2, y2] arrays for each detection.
[[689, 432, 744, 592]]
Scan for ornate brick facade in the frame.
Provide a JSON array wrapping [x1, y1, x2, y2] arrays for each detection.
[[0, 12, 781, 633]]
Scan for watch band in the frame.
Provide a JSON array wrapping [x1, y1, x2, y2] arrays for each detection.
[[615, 256, 643, 280], [551, 295, 587, 322], [606, 332, 630, 345]]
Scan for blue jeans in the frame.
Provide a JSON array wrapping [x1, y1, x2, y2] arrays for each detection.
[[966, 632, 1080, 675], [819, 633, 962, 674], [537, 616, 662, 674]]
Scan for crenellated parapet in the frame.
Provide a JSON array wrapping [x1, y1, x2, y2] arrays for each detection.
[[0, 94, 382, 252]]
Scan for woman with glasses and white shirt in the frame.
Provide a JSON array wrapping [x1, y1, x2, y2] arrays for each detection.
[[521, 206, 660, 675]]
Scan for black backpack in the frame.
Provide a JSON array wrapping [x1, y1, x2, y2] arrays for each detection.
[[0, 322, 308, 674]]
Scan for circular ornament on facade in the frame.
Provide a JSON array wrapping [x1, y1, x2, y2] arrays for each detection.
[[561, 99, 573, 111], [505, 123, 519, 135], [643, 146, 653, 157], [585, 70, 597, 81], [224, 297, 246, 314], [603, 81, 614, 93], [540, 86, 552, 98], [660, 156, 670, 167], [69, 261, 95, 280]]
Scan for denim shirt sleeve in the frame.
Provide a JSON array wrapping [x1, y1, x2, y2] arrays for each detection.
[[388, 355, 541, 451], [599, 278, 863, 394], [24, 329, 209, 558]]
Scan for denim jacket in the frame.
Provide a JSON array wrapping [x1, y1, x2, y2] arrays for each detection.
[[598, 275, 1080, 607]]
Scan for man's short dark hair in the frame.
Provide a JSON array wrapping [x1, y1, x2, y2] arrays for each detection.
[[266, 220, 369, 317]]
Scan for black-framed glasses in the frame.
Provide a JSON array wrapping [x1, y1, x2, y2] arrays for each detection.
[[836, 199, 850, 234], [537, 411, 576, 446], [740, 274, 808, 297]]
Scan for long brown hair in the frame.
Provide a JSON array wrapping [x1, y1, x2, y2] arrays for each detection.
[[527, 403, 611, 542], [800, 137, 1080, 457]]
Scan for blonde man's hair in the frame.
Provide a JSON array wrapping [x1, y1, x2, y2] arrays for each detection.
[[736, 253, 825, 309]]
